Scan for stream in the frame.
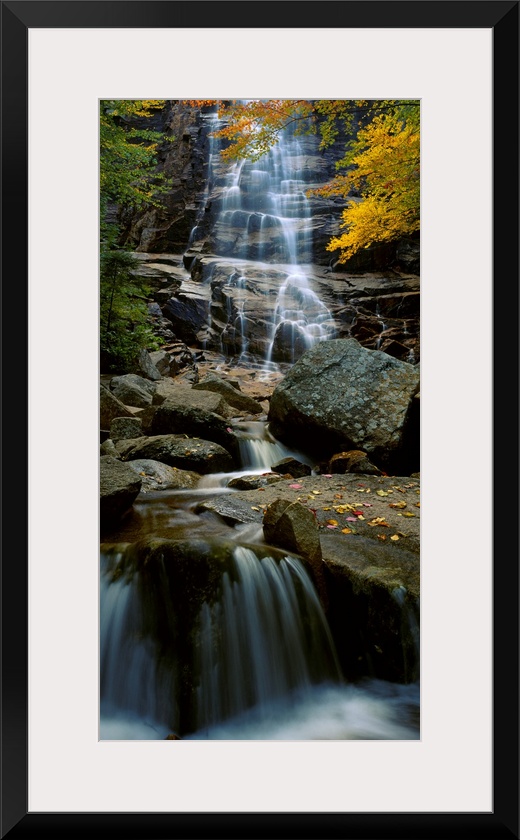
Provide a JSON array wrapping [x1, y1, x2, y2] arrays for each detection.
[[100, 105, 419, 740]]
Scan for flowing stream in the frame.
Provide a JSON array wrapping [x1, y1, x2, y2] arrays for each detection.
[[100, 107, 419, 740], [101, 424, 419, 741]]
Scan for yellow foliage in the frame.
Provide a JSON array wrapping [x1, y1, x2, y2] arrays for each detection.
[[319, 107, 420, 261]]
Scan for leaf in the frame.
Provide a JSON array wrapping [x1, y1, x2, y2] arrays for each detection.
[[367, 517, 390, 527]]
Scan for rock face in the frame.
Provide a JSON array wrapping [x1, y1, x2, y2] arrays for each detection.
[[263, 499, 327, 609], [100, 456, 142, 528], [268, 338, 420, 473], [115, 102, 419, 369]]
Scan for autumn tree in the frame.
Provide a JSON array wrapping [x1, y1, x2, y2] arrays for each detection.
[[195, 99, 419, 264], [100, 100, 169, 371], [316, 101, 419, 262]]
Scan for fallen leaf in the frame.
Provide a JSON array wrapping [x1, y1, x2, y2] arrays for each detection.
[[367, 517, 390, 527]]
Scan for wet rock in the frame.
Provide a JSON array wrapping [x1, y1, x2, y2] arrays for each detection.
[[263, 499, 327, 609], [320, 532, 419, 683], [271, 457, 312, 478], [125, 459, 200, 492], [150, 401, 240, 463], [117, 434, 234, 474], [100, 455, 142, 528], [227, 473, 283, 491], [327, 450, 382, 476], [195, 496, 264, 527]]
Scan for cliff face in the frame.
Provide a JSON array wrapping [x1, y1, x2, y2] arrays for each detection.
[[119, 100, 419, 275], [115, 101, 419, 367], [119, 101, 346, 265]]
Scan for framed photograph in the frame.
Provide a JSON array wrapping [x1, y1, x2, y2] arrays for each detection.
[[2, 1, 517, 837]]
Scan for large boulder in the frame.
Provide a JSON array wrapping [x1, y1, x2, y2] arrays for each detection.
[[150, 401, 240, 463], [100, 455, 142, 528], [268, 338, 420, 473], [320, 532, 419, 683], [116, 434, 235, 474]]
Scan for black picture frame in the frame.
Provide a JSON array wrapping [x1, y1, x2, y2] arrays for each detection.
[[1, 1, 518, 838]]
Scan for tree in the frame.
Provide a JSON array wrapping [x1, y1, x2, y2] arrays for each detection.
[[99, 100, 169, 371], [193, 99, 419, 263], [315, 102, 420, 263]]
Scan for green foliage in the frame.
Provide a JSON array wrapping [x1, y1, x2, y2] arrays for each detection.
[[100, 100, 169, 372], [100, 249, 160, 373], [100, 99, 169, 244]]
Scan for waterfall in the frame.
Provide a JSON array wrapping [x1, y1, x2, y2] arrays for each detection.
[[100, 541, 342, 738], [198, 108, 336, 367], [195, 547, 342, 730]]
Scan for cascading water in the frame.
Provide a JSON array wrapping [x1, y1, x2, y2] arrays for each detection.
[[99, 103, 420, 741], [100, 421, 420, 741], [100, 540, 343, 739], [195, 109, 336, 369]]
